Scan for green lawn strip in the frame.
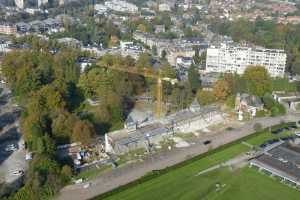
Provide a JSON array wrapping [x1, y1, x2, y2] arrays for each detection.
[[246, 130, 295, 146]]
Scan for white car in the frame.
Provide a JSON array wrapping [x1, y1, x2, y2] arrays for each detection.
[[5, 144, 18, 152], [25, 152, 33, 160], [12, 170, 24, 176], [83, 182, 91, 189], [74, 178, 83, 184], [295, 132, 300, 137]]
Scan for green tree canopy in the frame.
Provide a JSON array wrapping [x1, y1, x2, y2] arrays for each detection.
[[242, 66, 272, 96]]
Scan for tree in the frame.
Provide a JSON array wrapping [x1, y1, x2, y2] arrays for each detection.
[[213, 79, 230, 100], [152, 45, 157, 56], [136, 53, 152, 69], [161, 62, 176, 78], [137, 24, 147, 32], [242, 66, 271, 96], [72, 120, 95, 145], [188, 65, 201, 94], [61, 165, 73, 183], [196, 89, 216, 105], [161, 50, 167, 60]]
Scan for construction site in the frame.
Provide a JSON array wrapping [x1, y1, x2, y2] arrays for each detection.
[[99, 62, 227, 155], [105, 101, 226, 155]]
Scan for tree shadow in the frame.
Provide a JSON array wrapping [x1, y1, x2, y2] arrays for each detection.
[[0, 127, 21, 165]]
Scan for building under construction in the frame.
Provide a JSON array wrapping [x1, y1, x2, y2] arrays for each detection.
[[105, 101, 225, 154]]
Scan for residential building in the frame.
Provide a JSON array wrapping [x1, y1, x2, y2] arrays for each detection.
[[38, 0, 48, 7], [166, 47, 195, 66], [235, 93, 264, 117], [57, 37, 82, 48], [158, 3, 171, 11], [16, 22, 30, 33], [0, 24, 17, 35], [0, 39, 11, 53], [104, 0, 138, 14], [94, 4, 108, 15], [15, 0, 24, 9], [155, 25, 165, 34], [176, 56, 193, 69], [206, 44, 287, 77]]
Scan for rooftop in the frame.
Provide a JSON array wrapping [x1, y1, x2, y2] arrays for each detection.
[[251, 140, 300, 184]]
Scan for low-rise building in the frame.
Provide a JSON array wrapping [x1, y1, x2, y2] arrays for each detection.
[[155, 25, 165, 34], [105, 102, 225, 154], [235, 93, 264, 117], [176, 56, 193, 69], [272, 91, 300, 111], [0, 24, 17, 35], [159, 3, 171, 11], [57, 37, 82, 48], [250, 140, 300, 187]]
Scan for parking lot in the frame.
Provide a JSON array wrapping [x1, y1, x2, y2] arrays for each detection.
[[0, 83, 27, 184]]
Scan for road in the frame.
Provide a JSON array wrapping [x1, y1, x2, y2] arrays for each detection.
[[56, 114, 300, 200], [0, 83, 26, 184]]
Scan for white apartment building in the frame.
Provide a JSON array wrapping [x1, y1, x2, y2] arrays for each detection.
[[206, 44, 287, 77], [105, 0, 138, 13], [15, 0, 24, 9]]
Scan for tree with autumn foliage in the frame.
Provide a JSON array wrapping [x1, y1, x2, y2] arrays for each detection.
[[212, 79, 231, 101]]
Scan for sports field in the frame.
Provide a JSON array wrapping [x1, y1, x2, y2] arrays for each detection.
[[97, 131, 299, 200]]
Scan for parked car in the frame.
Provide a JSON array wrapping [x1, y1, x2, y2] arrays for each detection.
[[25, 152, 33, 160], [83, 182, 91, 189], [203, 140, 211, 145], [5, 144, 18, 152], [11, 170, 24, 176]]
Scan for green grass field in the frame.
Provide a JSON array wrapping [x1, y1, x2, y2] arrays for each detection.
[[95, 130, 299, 200]]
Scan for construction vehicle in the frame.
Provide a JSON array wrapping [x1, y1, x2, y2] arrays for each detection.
[[97, 63, 177, 118]]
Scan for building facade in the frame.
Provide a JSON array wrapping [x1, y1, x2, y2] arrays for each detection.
[[206, 44, 287, 77], [0, 24, 17, 35], [104, 0, 138, 13], [15, 0, 24, 9]]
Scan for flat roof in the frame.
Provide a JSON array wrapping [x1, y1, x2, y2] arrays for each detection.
[[251, 141, 300, 184]]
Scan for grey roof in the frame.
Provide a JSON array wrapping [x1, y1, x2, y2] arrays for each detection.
[[252, 142, 300, 184], [240, 93, 263, 108], [114, 123, 169, 146], [165, 105, 218, 125]]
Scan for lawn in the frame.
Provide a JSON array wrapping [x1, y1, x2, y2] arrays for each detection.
[[94, 130, 299, 200], [246, 130, 295, 146], [100, 143, 250, 200]]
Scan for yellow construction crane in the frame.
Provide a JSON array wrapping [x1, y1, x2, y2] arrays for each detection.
[[97, 63, 177, 118]]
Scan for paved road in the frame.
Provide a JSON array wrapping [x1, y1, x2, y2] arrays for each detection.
[[195, 152, 252, 176], [56, 114, 300, 200], [0, 83, 26, 184]]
